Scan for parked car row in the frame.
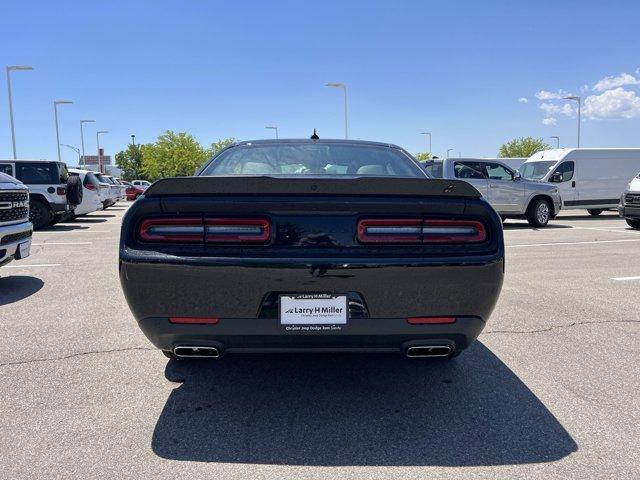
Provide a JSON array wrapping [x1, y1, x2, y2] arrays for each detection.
[[423, 148, 640, 228]]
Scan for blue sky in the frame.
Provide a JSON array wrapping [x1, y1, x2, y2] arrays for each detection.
[[2, 0, 640, 163]]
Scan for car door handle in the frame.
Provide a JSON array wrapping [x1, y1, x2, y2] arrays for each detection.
[[489, 184, 497, 188], [572, 181, 576, 188]]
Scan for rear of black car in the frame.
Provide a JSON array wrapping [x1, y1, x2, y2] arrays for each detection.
[[120, 152, 504, 359]]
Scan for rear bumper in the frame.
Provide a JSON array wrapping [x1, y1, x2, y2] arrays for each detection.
[[619, 205, 640, 219], [120, 255, 504, 353]]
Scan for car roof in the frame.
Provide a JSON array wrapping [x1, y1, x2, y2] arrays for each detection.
[[230, 138, 403, 149]]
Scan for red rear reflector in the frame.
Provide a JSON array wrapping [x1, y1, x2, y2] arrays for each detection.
[[169, 316, 219, 324], [407, 316, 456, 324], [84, 183, 96, 191], [357, 218, 486, 244], [57, 187, 66, 195], [139, 217, 204, 242], [205, 217, 270, 244]]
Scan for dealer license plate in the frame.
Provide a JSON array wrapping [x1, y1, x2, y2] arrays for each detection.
[[280, 294, 348, 325]]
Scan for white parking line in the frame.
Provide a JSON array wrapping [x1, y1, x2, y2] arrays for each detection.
[[35, 230, 112, 234], [507, 238, 640, 248], [611, 276, 640, 281], [4, 263, 61, 268], [573, 226, 640, 235], [31, 242, 92, 246]]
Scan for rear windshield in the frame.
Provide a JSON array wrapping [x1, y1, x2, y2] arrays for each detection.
[[200, 143, 425, 177], [520, 161, 556, 180]]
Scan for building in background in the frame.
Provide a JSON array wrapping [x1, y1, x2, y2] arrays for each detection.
[[80, 148, 111, 173]]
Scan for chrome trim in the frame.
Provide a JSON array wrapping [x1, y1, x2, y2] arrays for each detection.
[[406, 345, 452, 358], [173, 346, 220, 359]]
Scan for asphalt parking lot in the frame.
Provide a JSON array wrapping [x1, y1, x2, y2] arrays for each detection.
[[1, 205, 639, 479]]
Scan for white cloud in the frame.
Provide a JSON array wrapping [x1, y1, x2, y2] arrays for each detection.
[[518, 97, 528, 103], [593, 73, 640, 92], [583, 87, 640, 119], [542, 117, 557, 126], [540, 102, 574, 116], [535, 89, 571, 100]]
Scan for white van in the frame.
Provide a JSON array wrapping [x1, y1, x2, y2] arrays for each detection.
[[520, 148, 640, 215]]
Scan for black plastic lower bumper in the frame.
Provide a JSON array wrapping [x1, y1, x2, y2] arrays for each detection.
[[138, 316, 486, 354], [619, 205, 640, 219]]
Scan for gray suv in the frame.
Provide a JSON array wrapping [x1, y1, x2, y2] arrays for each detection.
[[0, 172, 32, 267], [441, 158, 562, 227]]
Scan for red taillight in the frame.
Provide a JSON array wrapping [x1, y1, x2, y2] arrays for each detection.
[[84, 183, 96, 191], [408, 316, 456, 324], [357, 219, 422, 244], [57, 187, 66, 195], [357, 218, 486, 244], [169, 316, 219, 324], [138, 216, 271, 244], [139, 217, 204, 242], [205, 217, 270, 244]]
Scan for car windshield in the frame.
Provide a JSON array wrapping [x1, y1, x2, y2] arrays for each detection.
[[200, 143, 425, 177], [520, 161, 556, 180]]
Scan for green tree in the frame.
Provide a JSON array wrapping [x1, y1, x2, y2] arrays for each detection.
[[498, 137, 550, 158], [207, 137, 237, 157], [414, 152, 432, 162], [115, 143, 144, 181], [141, 131, 209, 181]]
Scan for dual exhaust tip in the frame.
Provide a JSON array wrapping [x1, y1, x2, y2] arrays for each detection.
[[406, 345, 453, 358], [173, 345, 452, 359], [173, 346, 220, 359]]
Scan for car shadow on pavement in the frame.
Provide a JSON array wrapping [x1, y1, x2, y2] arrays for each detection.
[[151, 342, 577, 466], [38, 224, 90, 232], [0, 275, 44, 306], [63, 218, 108, 224], [502, 223, 572, 230]]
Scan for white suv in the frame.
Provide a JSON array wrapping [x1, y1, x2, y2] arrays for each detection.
[[68, 169, 103, 216], [0, 159, 81, 230]]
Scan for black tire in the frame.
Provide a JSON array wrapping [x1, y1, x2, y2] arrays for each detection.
[[626, 218, 640, 229], [66, 175, 83, 206], [48, 215, 62, 226], [526, 197, 551, 228], [587, 209, 603, 216], [29, 200, 52, 230]]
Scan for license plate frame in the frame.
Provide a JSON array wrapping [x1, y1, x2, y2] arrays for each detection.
[[279, 294, 348, 326]]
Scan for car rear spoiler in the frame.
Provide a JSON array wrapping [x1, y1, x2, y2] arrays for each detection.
[[144, 176, 482, 199]]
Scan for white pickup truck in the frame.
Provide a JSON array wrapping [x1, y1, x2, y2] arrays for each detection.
[[0, 172, 33, 267], [439, 158, 562, 227]]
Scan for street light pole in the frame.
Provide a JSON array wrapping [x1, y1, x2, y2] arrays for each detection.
[[60, 143, 81, 164], [447, 148, 453, 158], [96, 130, 108, 173], [80, 119, 95, 167], [420, 132, 432, 157], [326, 82, 348, 139], [265, 125, 278, 139], [54, 100, 73, 162], [550, 136, 560, 149], [6, 65, 34, 159], [563, 96, 581, 147]]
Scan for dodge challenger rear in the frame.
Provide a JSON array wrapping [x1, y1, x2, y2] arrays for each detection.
[[119, 139, 504, 360]]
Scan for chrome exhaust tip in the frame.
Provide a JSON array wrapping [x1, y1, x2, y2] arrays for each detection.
[[406, 345, 452, 358], [173, 346, 220, 359]]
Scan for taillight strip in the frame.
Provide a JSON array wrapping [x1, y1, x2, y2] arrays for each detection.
[[205, 217, 270, 243], [139, 217, 204, 242], [357, 218, 486, 244], [357, 218, 422, 244]]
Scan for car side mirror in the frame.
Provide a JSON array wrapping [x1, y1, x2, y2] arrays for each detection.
[[550, 172, 563, 183], [513, 171, 521, 181]]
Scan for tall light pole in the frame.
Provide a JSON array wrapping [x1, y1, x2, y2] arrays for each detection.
[[96, 130, 108, 173], [420, 132, 432, 157], [265, 125, 278, 139], [53, 100, 73, 162], [60, 144, 81, 164], [550, 135, 560, 149], [80, 119, 95, 167], [447, 148, 453, 158], [6, 65, 34, 159], [563, 96, 581, 147], [326, 82, 348, 139]]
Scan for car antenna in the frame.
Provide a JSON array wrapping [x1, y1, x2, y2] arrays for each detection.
[[310, 129, 320, 140]]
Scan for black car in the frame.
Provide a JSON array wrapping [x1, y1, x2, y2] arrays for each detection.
[[119, 139, 504, 361]]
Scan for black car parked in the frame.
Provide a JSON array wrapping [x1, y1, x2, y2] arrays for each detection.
[[119, 139, 504, 361]]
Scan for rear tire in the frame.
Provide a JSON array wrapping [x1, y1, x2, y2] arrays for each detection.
[[526, 198, 551, 228], [626, 218, 640, 229], [66, 175, 83, 206], [29, 200, 51, 230], [587, 209, 603, 216]]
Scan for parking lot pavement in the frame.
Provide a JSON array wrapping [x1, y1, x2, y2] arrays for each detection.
[[0, 207, 639, 479]]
